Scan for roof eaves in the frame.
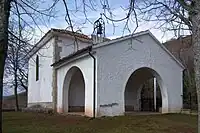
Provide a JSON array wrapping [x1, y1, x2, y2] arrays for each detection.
[[27, 28, 92, 60], [26, 29, 54, 59], [51, 28, 92, 43]]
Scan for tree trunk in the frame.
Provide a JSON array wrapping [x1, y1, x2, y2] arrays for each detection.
[[0, 0, 11, 132], [14, 69, 19, 111], [14, 28, 20, 111], [14, 85, 19, 111], [191, 1, 200, 132]]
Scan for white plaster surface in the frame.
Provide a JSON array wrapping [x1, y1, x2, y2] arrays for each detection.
[[28, 38, 54, 106], [56, 56, 95, 117], [28, 35, 91, 108], [95, 34, 183, 116], [57, 36, 91, 59]]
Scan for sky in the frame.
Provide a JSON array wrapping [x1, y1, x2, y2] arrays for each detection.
[[32, 0, 190, 44]]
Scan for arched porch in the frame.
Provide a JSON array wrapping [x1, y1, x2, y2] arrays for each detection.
[[62, 66, 85, 114], [124, 67, 167, 114]]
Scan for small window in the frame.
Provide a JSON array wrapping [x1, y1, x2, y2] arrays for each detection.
[[36, 55, 39, 81]]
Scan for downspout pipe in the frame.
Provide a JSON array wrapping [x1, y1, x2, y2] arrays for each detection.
[[88, 47, 96, 118]]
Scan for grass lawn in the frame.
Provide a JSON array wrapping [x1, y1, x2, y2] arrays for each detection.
[[3, 112, 197, 133]]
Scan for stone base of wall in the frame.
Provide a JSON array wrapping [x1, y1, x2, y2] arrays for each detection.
[[22, 107, 53, 114], [22, 102, 53, 114], [68, 106, 84, 112], [28, 102, 53, 108]]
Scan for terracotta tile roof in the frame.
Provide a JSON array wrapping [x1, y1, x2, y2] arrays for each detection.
[[51, 28, 92, 40], [26, 28, 92, 59]]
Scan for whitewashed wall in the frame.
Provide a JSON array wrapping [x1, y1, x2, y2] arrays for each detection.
[[56, 55, 95, 117], [28, 34, 92, 108], [57, 36, 92, 59], [28, 38, 54, 107], [95, 34, 183, 116]]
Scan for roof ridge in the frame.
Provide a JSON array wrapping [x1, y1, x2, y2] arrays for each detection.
[[50, 28, 91, 40], [110, 30, 150, 41]]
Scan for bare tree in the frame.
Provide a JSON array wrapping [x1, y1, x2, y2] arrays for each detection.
[[3, 19, 30, 111], [0, 0, 59, 132], [0, 1, 12, 132]]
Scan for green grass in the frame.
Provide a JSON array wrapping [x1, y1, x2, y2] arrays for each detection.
[[3, 112, 197, 133]]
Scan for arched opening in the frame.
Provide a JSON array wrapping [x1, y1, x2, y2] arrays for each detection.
[[140, 79, 162, 112], [124, 67, 164, 113], [63, 66, 85, 113]]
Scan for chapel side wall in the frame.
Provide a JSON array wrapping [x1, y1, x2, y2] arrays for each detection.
[[95, 34, 183, 116], [28, 38, 54, 108]]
